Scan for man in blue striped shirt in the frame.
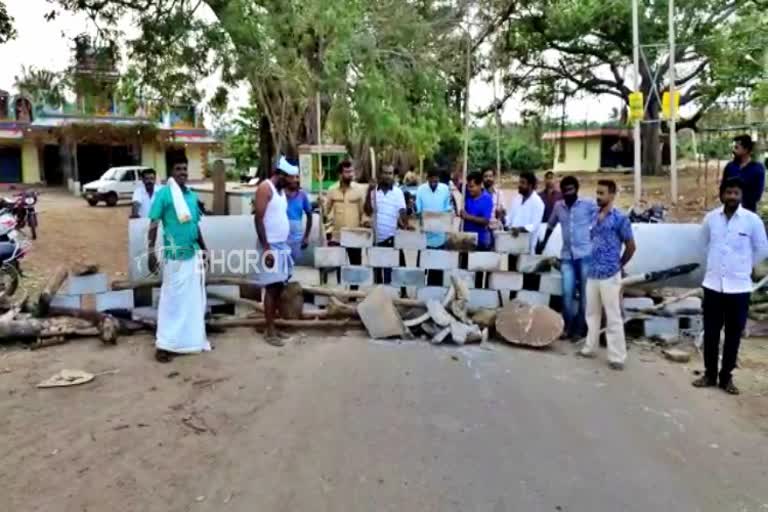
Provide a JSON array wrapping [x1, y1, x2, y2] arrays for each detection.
[[538, 176, 597, 340], [579, 179, 636, 370]]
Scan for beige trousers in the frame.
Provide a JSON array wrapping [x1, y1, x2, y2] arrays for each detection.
[[584, 272, 627, 364]]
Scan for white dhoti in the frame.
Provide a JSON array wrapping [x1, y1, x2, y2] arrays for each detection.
[[156, 255, 210, 354]]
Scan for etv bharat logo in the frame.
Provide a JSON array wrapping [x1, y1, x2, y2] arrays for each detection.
[[133, 241, 292, 277]]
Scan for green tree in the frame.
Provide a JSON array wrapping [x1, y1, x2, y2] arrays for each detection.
[[13, 66, 68, 107], [477, 0, 768, 175], [0, 1, 15, 44], [54, 0, 462, 178]]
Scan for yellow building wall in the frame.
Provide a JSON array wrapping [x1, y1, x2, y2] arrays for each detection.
[[552, 137, 602, 173], [186, 145, 203, 180], [142, 143, 166, 178], [21, 141, 41, 184]]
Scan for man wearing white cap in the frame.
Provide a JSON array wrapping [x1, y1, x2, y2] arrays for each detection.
[[252, 156, 298, 346]]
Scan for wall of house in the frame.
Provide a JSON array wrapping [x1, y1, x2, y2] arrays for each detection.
[[186, 145, 203, 180], [21, 141, 41, 184], [141, 142, 166, 178], [552, 138, 602, 173]]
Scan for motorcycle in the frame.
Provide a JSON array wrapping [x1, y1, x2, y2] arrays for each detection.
[[0, 210, 30, 299], [9, 190, 39, 240], [629, 203, 666, 224]]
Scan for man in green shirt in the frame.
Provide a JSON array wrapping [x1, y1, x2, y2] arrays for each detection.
[[147, 155, 210, 363]]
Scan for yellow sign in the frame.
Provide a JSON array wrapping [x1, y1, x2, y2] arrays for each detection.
[[662, 91, 681, 120], [628, 92, 644, 123]]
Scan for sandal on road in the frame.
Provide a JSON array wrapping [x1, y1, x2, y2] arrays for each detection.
[[720, 381, 740, 395], [265, 335, 285, 347], [692, 376, 717, 388]]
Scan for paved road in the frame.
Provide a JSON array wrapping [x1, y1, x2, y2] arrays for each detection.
[[4, 333, 767, 512], [202, 337, 768, 512]]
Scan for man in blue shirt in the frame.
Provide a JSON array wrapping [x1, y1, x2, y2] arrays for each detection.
[[415, 168, 453, 248], [579, 179, 636, 370], [538, 176, 598, 340], [721, 134, 765, 212], [461, 172, 494, 250], [285, 175, 313, 264]]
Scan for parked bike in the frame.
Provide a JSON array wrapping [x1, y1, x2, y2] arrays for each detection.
[[0, 209, 30, 299], [0, 190, 39, 240]]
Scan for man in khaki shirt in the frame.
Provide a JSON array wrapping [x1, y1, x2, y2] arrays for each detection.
[[324, 160, 366, 263]]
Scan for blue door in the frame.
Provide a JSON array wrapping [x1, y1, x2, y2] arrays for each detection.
[[0, 147, 22, 183]]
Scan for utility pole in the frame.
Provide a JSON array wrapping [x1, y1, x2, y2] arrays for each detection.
[[668, 0, 678, 205], [460, 30, 471, 229], [632, 0, 642, 203]]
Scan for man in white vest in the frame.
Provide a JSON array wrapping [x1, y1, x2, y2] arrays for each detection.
[[252, 156, 298, 346]]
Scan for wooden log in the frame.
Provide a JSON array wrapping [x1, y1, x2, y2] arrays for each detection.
[[70, 263, 100, 276], [0, 319, 44, 339], [302, 286, 424, 308], [206, 318, 361, 329], [112, 276, 250, 291], [45, 307, 120, 344], [207, 291, 264, 312], [37, 266, 69, 315]]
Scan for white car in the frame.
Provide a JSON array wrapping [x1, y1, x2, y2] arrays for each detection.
[[83, 166, 153, 207]]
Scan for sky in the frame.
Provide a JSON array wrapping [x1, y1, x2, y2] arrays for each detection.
[[0, 0, 618, 127]]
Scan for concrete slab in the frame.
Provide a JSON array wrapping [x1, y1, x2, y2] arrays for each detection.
[[290, 266, 322, 286], [95, 290, 135, 312], [422, 212, 455, 233], [419, 250, 459, 270], [395, 230, 427, 250], [517, 254, 549, 273], [402, 249, 419, 267], [538, 274, 563, 296], [341, 266, 374, 286], [623, 297, 655, 312], [515, 290, 551, 307], [417, 286, 450, 303], [357, 286, 406, 339], [644, 317, 679, 339], [442, 269, 476, 289], [493, 231, 531, 254], [680, 315, 704, 339], [314, 246, 348, 268], [467, 252, 501, 271], [367, 247, 400, 268], [663, 297, 702, 315], [340, 228, 374, 248], [64, 273, 109, 295], [468, 289, 501, 310], [391, 267, 426, 287], [50, 294, 82, 309], [488, 272, 524, 291]]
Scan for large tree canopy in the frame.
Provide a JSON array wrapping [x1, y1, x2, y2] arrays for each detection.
[[477, 0, 768, 174], [54, 0, 464, 177], [0, 1, 15, 45]]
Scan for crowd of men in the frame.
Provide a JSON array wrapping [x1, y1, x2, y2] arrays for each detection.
[[138, 134, 768, 394]]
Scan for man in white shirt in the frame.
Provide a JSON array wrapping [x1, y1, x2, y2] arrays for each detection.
[[505, 171, 545, 253], [694, 177, 768, 395], [131, 169, 159, 219], [364, 165, 407, 282]]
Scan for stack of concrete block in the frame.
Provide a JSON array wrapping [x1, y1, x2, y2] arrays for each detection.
[[53, 273, 135, 312], [299, 226, 568, 313], [622, 296, 704, 341]]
